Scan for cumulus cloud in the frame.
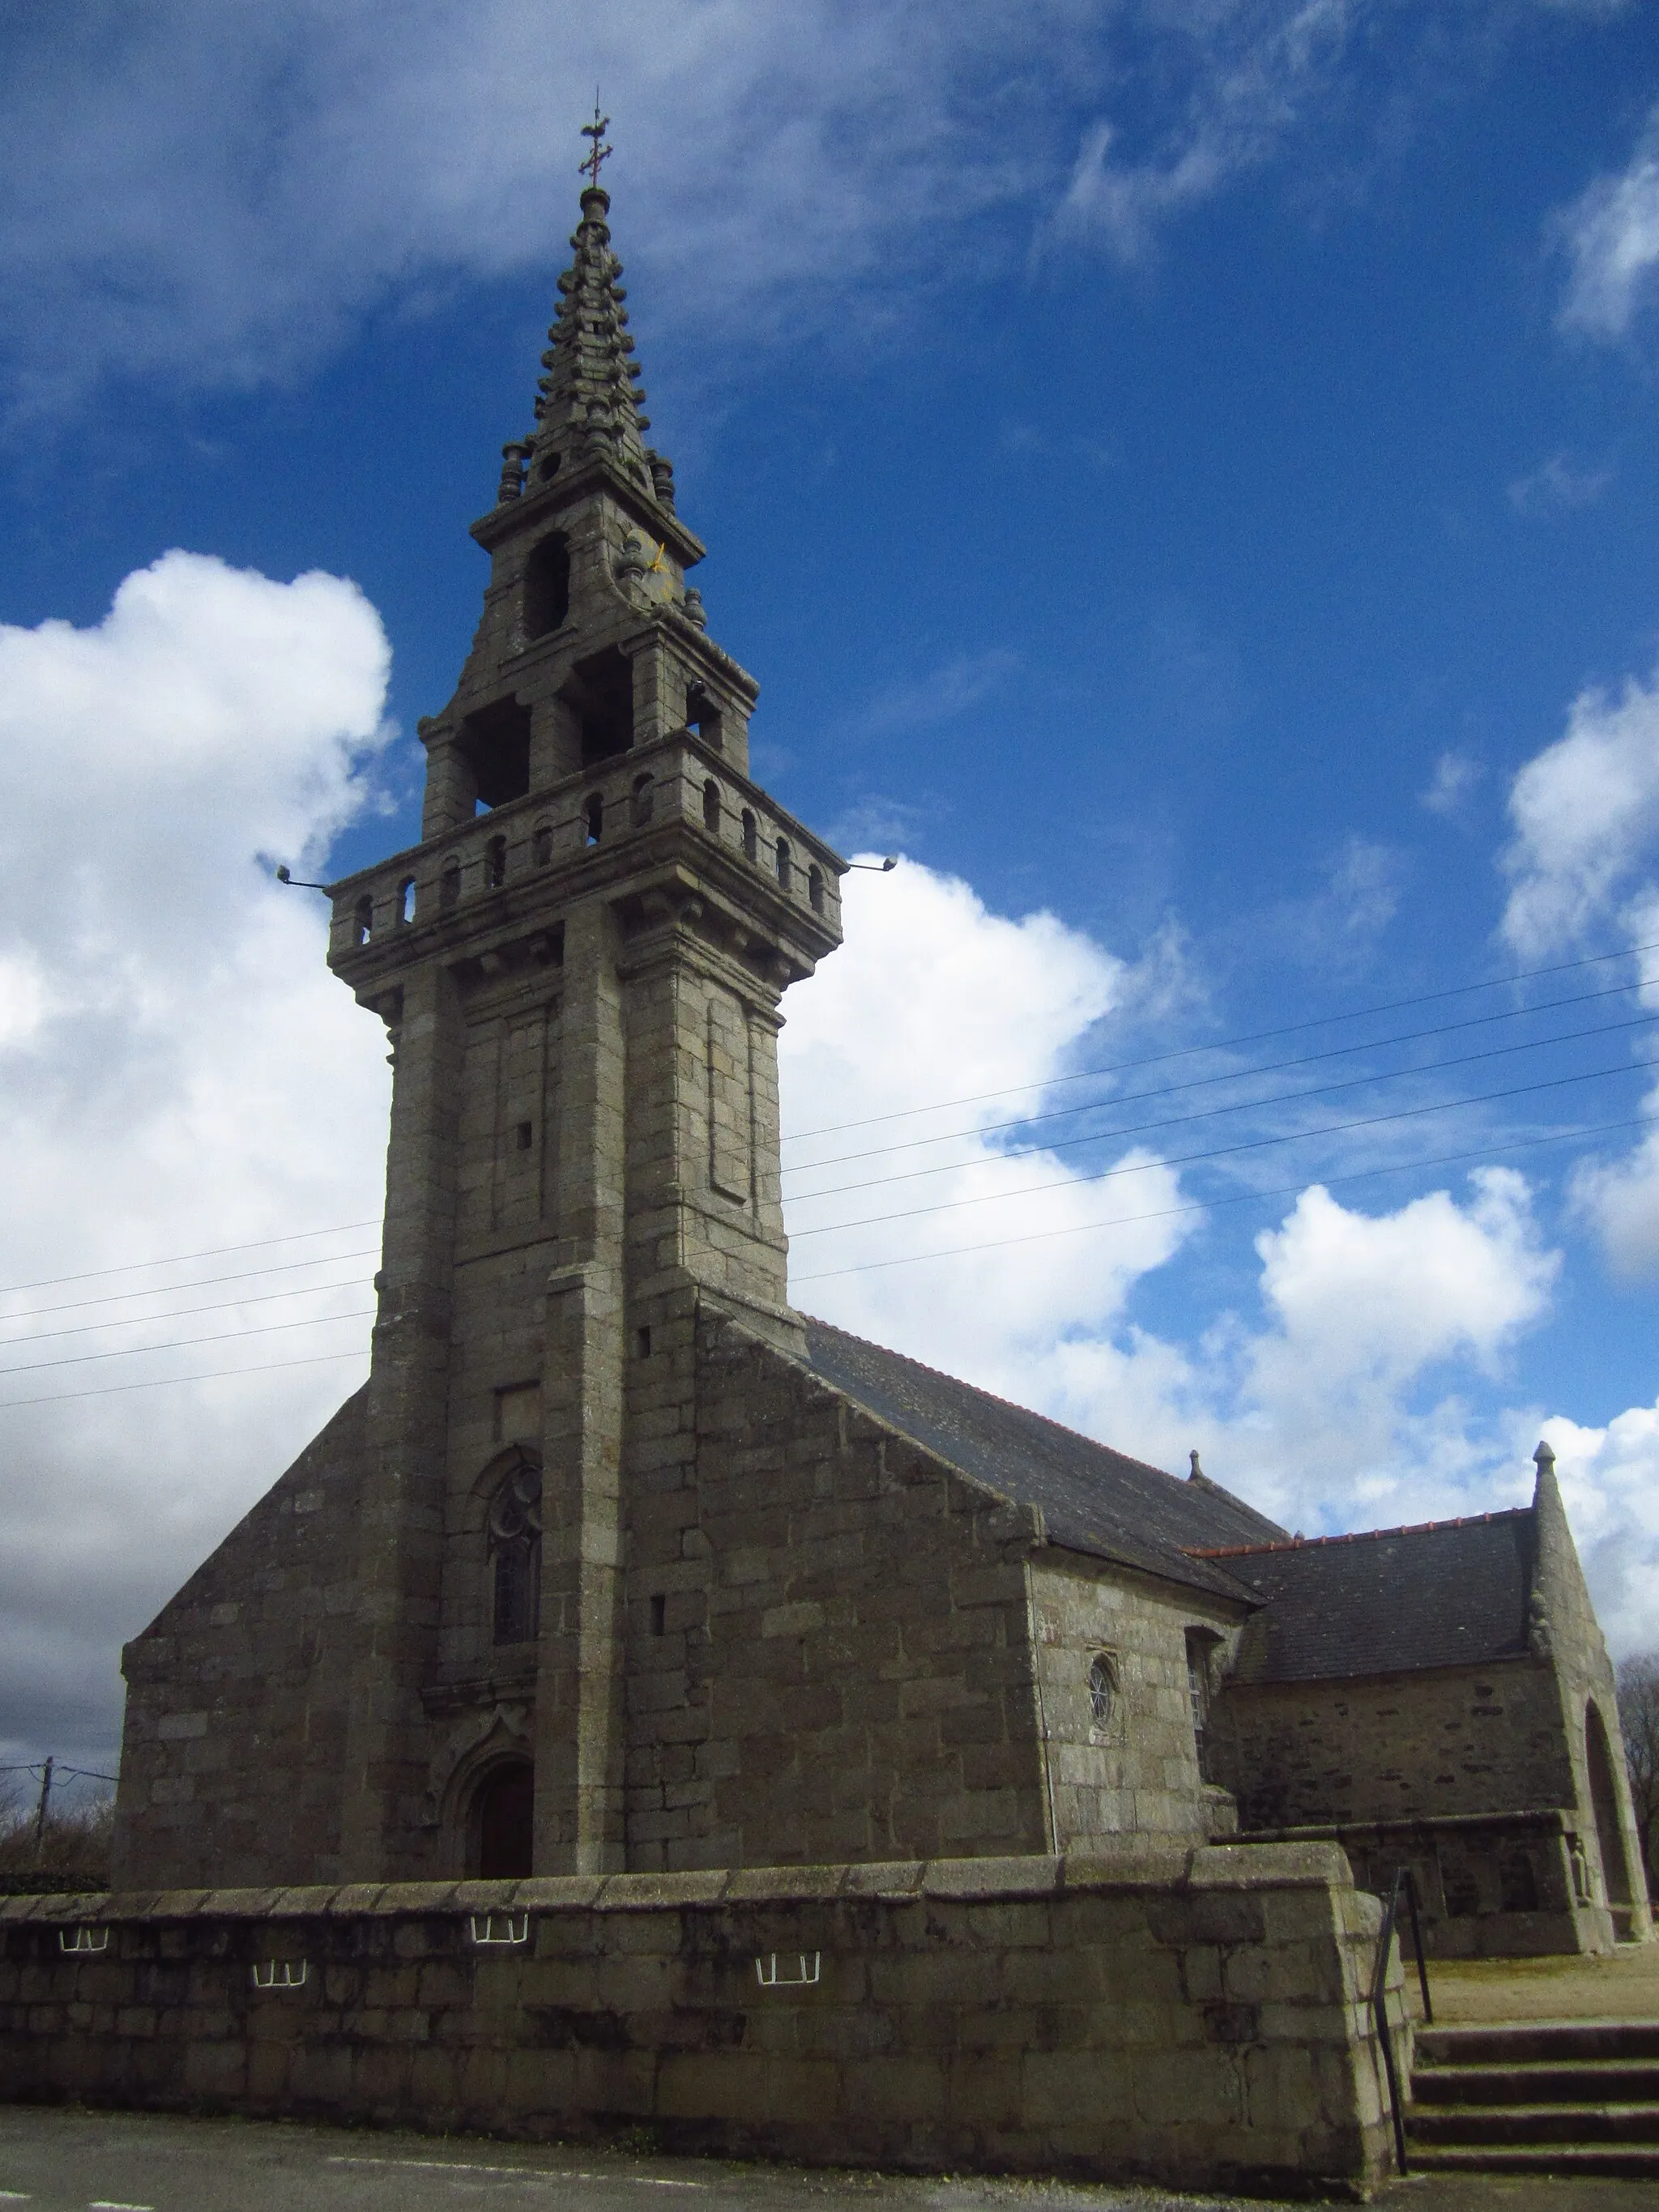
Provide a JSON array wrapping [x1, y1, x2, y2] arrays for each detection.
[[1570, 1115, 1659, 1276], [1500, 659, 1659, 960], [778, 858, 1195, 1378], [783, 861, 1657, 1650], [1555, 102, 1659, 339], [1542, 1400, 1659, 1656], [0, 553, 393, 1772]]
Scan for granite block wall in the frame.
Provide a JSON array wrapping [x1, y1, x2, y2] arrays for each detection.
[[621, 1315, 1056, 1869], [0, 1846, 1402, 2194]]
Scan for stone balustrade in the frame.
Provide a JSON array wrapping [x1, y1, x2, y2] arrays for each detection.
[[329, 734, 841, 960]]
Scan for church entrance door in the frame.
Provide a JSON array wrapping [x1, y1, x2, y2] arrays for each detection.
[[473, 1761, 534, 1879], [1585, 1702, 1634, 1938]]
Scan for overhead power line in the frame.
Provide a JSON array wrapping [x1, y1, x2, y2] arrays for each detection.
[[788, 1054, 1653, 1238], [3, 1247, 382, 1328], [0, 1221, 382, 1302], [0, 1346, 369, 1413], [783, 975, 1645, 1174], [0, 1306, 375, 1382], [0, 1272, 374, 1352], [786, 1009, 1659, 1206], [782, 936, 1659, 1142], [790, 1111, 1656, 1284]]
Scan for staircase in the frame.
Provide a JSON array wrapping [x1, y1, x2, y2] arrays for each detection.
[[1409, 2021, 1659, 2176]]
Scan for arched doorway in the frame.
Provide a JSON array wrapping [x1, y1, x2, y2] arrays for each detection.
[[1585, 1702, 1634, 1937], [471, 1760, 534, 1880]]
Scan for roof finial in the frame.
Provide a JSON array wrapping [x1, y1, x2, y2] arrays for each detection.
[[580, 96, 612, 192], [1189, 1449, 1204, 1481]]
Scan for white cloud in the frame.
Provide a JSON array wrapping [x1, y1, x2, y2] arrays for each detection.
[[1500, 659, 1659, 960], [783, 860, 1659, 1651], [1044, 0, 1396, 263], [1507, 452, 1614, 514], [0, 553, 394, 1769], [1570, 1106, 1659, 1276], [779, 858, 1196, 1378], [1541, 1402, 1659, 1657], [860, 650, 1020, 736], [1555, 103, 1659, 339], [1498, 655, 1659, 1281], [1421, 749, 1484, 816], [1, 2, 1627, 419], [0, 0, 1047, 418]]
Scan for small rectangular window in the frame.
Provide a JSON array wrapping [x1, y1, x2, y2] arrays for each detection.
[[650, 1593, 667, 1636], [637, 1325, 652, 1359], [515, 1120, 533, 1151]]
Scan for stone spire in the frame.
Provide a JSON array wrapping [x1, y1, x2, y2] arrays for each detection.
[[497, 172, 677, 517]]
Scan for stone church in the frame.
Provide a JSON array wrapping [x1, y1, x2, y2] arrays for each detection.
[[112, 173, 1650, 1964]]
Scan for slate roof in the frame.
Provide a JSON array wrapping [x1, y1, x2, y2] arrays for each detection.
[[1202, 1511, 1538, 1683], [801, 1317, 1286, 1603]]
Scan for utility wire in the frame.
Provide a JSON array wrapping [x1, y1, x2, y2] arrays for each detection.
[[0, 1221, 382, 1302], [787, 1009, 1659, 1205], [6, 944, 1653, 1303], [0, 1346, 369, 1413], [783, 976, 1645, 1174], [0, 1272, 374, 1352], [782, 936, 1659, 1142], [2, 1247, 382, 1328], [789, 1055, 1653, 1238], [791, 1110, 1655, 1283], [0, 1306, 376, 1381]]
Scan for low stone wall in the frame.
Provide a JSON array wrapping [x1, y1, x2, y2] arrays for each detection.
[[0, 1844, 1403, 2194], [1239, 1810, 1611, 1958]]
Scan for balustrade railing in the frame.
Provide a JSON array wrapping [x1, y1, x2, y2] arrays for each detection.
[[332, 734, 838, 955]]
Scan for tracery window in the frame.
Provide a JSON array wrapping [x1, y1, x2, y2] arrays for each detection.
[[489, 1459, 542, 1646]]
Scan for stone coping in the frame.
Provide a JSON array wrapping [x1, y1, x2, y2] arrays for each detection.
[[1, 1840, 1353, 1924]]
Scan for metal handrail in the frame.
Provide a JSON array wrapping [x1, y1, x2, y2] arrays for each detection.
[[1369, 1865, 1432, 2175]]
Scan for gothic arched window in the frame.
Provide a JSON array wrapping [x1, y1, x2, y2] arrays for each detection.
[[488, 1458, 542, 1646]]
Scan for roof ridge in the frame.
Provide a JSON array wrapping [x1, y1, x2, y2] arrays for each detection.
[[1188, 1506, 1532, 1559], [800, 1313, 1192, 1490]]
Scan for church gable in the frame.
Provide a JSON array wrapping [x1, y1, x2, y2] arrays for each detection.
[[618, 1306, 1055, 1870], [113, 1387, 370, 1889]]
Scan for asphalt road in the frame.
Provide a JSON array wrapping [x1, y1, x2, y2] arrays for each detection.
[[0, 2109, 1657, 2212]]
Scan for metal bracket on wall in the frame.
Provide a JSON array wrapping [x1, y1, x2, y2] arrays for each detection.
[[470, 1912, 530, 1946], [754, 1951, 821, 1988], [58, 1926, 109, 1954], [251, 1960, 308, 1990]]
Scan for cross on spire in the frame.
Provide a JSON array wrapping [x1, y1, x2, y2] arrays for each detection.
[[580, 99, 612, 190]]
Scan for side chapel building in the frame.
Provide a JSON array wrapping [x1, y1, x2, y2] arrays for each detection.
[[113, 172, 1651, 1962]]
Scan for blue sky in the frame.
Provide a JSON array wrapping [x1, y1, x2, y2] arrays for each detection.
[[2, 0, 1659, 1775]]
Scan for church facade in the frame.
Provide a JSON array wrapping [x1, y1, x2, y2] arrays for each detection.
[[112, 178, 1650, 1963]]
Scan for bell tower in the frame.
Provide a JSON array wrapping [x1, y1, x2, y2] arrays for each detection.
[[325, 149, 844, 1877]]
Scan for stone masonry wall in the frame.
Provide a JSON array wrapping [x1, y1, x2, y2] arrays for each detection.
[[1029, 1556, 1246, 1849], [1212, 1659, 1574, 1833], [113, 1392, 369, 1891], [621, 1313, 1055, 1870], [0, 1846, 1401, 2193]]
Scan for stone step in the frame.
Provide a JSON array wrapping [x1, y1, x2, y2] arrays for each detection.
[[1416, 2021, 1659, 2066], [1407, 2145, 1659, 2179], [1412, 2058, 1659, 2104], [1409, 2101, 1659, 2147]]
